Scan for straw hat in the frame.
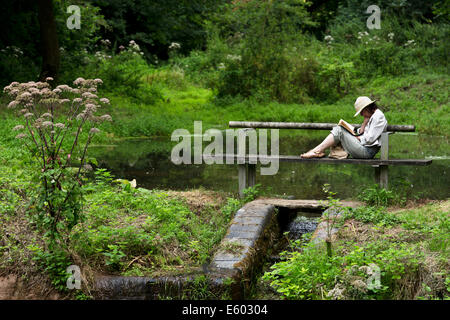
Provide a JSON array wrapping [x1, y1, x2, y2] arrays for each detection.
[[354, 96, 377, 117]]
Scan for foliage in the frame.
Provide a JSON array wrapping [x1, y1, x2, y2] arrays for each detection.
[[319, 183, 344, 257], [354, 41, 412, 77], [0, 1, 41, 87], [343, 206, 402, 227], [263, 234, 441, 300], [0, 0, 105, 87], [170, 0, 449, 104], [103, 244, 126, 271], [332, 0, 442, 24], [358, 184, 396, 207], [340, 241, 423, 299], [29, 244, 72, 292], [263, 193, 449, 300], [263, 241, 343, 299], [242, 184, 262, 203], [328, 13, 449, 76], [395, 202, 450, 260], [0, 47, 40, 88], [3, 78, 112, 245], [72, 40, 164, 104], [220, 197, 242, 221], [184, 275, 214, 300], [206, 0, 319, 103], [55, 0, 107, 83], [67, 171, 236, 273], [0, 0, 448, 300], [317, 59, 355, 100], [89, 0, 227, 58]]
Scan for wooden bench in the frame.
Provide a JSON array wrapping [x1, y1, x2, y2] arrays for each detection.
[[225, 121, 432, 197]]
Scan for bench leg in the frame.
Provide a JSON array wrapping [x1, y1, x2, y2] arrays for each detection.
[[238, 164, 247, 198], [248, 164, 256, 188], [377, 131, 389, 190]]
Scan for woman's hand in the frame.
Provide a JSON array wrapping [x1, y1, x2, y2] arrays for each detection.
[[359, 116, 370, 134]]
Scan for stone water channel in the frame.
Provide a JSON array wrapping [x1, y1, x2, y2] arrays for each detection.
[[93, 199, 360, 299]]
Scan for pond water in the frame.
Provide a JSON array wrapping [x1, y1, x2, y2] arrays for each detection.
[[90, 132, 449, 200]]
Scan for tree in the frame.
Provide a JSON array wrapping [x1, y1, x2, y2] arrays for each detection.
[[90, 0, 227, 60], [37, 0, 60, 81], [211, 0, 318, 102]]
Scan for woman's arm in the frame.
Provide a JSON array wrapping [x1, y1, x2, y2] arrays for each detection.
[[358, 117, 370, 134], [359, 114, 387, 145]]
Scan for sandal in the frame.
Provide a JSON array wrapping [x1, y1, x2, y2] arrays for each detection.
[[300, 150, 325, 159]]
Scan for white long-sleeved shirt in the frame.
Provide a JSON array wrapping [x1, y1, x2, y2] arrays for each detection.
[[357, 109, 387, 147]]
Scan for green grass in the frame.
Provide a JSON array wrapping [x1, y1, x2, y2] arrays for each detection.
[[394, 202, 450, 261]]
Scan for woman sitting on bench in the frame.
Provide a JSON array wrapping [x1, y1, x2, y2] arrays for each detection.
[[300, 96, 387, 159]]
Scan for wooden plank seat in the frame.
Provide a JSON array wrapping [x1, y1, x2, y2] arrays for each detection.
[[224, 121, 432, 197], [203, 154, 432, 166]]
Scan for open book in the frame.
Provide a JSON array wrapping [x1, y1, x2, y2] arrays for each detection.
[[338, 119, 359, 136]]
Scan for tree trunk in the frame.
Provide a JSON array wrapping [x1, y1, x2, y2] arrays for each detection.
[[326, 239, 332, 257], [37, 0, 60, 82]]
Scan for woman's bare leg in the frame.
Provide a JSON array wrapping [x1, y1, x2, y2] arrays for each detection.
[[312, 134, 335, 153], [301, 134, 336, 158]]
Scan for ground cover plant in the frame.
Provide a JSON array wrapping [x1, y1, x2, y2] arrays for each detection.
[[261, 192, 449, 300]]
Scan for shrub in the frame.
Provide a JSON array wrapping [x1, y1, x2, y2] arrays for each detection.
[[357, 184, 396, 207], [76, 40, 164, 104], [263, 241, 342, 299], [0, 47, 40, 88], [242, 184, 262, 203], [263, 239, 425, 300], [354, 42, 413, 77], [205, 0, 319, 103], [56, 1, 105, 83], [29, 245, 72, 292], [172, 33, 232, 88], [3, 78, 112, 246], [317, 59, 355, 100], [103, 244, 126, 271], [342, 241, 424, 299], [328, 13, 449, 78]]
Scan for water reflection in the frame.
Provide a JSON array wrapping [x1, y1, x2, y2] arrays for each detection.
[[90, 133, 449, 200]]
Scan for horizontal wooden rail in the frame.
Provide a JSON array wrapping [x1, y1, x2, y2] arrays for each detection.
[[202, 154, 432, 166], [229, 121, 415, 132]]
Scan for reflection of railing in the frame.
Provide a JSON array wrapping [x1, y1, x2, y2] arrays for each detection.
[[225, 121, 431, 197]]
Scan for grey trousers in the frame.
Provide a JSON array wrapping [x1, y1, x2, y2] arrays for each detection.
[[330, 126, 379, 159]]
